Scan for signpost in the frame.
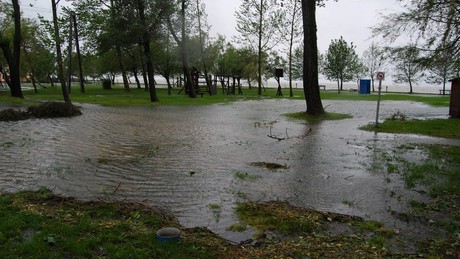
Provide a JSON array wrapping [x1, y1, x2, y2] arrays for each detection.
[[375, 72, 385, 127], [275, 69, 283, 97]]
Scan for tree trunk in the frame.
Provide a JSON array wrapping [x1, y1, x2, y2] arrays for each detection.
[[116, 45, 130, 92], [30, 73, 38, 93], [137, 0, 158, 102], [301, 0, 324, 115], [72, 12, 85, 94], [196, 0, 210, 89], [166, 76, 172, 95], [0, 0, 24, 98], [288, 0, 299, 98], [133, 69, 141, 89], [257, 0, 264, 96], [167, 2, 195, 98], [51, 0, 71, 104], [408, 78, 413, 93], [180, 0, 195, 98], [138, 44, 149, 91]]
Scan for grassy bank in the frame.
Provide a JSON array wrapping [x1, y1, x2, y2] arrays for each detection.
[[0, 84, 450, 107], [361, 116, 460, 139], [365, 143, 460, 254], [1, 188, 457, 258]]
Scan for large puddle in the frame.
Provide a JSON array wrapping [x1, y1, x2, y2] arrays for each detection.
[[0, 99, 457, 243]]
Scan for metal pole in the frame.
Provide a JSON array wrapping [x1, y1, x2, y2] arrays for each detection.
[[375, 79, 382, 127]]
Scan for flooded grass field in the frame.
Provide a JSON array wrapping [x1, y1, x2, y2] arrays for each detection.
[[0, 99, 457, 248]]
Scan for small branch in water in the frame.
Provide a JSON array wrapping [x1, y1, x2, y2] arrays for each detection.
[[267, 127, 312, 141]]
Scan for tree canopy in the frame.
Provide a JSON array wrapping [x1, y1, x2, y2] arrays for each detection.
[[374, 0, 460, 63], [323, 36, 360, 93]]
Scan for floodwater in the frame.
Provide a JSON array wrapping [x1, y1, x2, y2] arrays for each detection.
[[0, 99, 458, 245]]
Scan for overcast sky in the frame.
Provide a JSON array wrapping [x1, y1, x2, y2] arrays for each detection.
[[19, 0, 403, 55], [203, 0, 403, 55]]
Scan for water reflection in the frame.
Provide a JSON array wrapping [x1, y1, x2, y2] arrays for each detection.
[[0, 99, 456, 242]]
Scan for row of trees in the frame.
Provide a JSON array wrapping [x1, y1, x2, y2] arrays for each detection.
[[301, 37, 459, 94], [1, 0, 459, 114]]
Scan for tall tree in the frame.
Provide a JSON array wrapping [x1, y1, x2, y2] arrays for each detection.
[[423, 48, 460, 95], [109, 0, 131, 92], [195, 0, 211, 87], [51, 0, 71, 104], [235, 0, 284, 96], [282, 0, 302, 97], [362, 42, 385, 92], [168, 0, 196, 98], [0, 0, 23, 98], [323, 36, 359, 93], [391, 45, 424, 94], [301, 0, 324, 115], [373, 0, 460, 62], [21, 18, 55, 92], [136, 0, 159, 102]]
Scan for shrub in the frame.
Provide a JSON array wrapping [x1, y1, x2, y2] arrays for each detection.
[[28, 102, 82, 118], [101, 79, 112, 90], [0, 109, 30, 121]]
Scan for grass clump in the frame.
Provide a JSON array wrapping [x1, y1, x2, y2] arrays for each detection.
[[285, 111, 352, 123], [235, 201, 324, 234], [234, 171, 260, 181]]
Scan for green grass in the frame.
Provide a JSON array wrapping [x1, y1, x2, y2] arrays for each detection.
[[0, 83, 451, 108], [286, 111, 353, 123], [361, 118, 460, 139], [0, 188, 221, 258], [234, 171, 260, 181], [318, 91, 450, 107], [0, 189, 454, 258]]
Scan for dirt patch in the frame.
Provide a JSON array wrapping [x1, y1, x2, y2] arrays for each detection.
[[0, 102, 81, 121]]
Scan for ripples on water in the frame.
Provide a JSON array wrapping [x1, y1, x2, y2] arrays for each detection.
[[0, 99, 454, 242]]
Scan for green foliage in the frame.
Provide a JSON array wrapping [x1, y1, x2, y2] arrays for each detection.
[[373, 0, 460, 62], [101, 79, 112, 90], [390, 45, 424, 93], [322, 36, 361, 92]]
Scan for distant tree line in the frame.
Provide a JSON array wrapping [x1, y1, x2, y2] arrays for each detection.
[[1, 0, 458, 111]]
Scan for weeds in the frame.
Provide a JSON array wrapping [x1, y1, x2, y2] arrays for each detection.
[[234, 171, 260, 181], [387, 111, 407, 121]]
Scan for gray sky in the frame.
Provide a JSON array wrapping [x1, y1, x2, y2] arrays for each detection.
[[19, 0, 403, 55], [203, 0, 403, 55]]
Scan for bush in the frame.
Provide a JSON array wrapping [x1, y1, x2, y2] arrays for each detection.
[[0, 109, 30, 121], [101, 79, 112, 90], [0, 102, 82, 121], [28, 102, 82, 118]]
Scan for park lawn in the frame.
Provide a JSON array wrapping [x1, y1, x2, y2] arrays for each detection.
[[0, 83, 451, 107], [361, 118, 460, 139], [1, 188, 457, 258]]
